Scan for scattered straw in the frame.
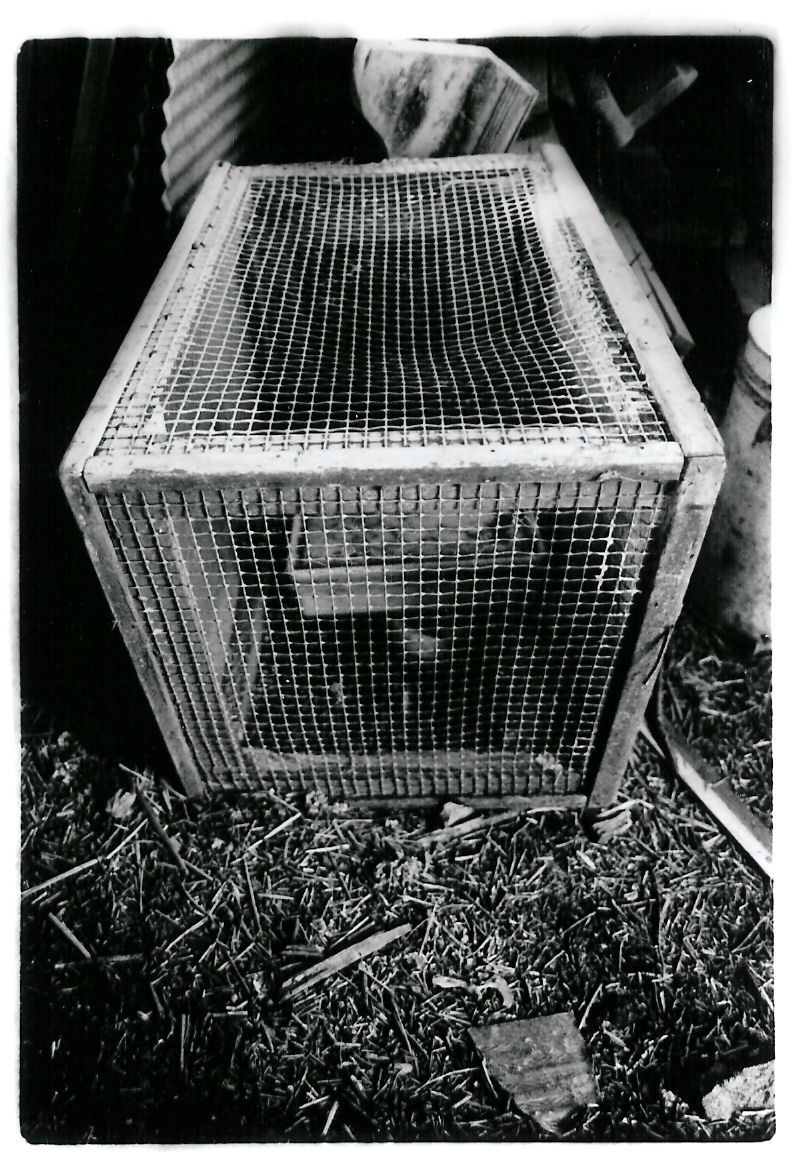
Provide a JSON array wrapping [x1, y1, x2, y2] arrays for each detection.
[[20, 608, 772, 1142]]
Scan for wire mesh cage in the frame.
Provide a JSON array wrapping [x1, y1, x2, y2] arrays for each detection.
[[62, 147, 724, 808]]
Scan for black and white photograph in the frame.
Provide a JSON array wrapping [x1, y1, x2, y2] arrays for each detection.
[[15, 13, 775, 1142]]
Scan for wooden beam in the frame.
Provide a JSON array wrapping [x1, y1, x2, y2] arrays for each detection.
[[82, 441, 684, 492], [542, 142, 722, 464], [659, 721, 772, 878], [589, 454, 725, 808], [59, 469, 207, 798], [59, 162, 241, 481]]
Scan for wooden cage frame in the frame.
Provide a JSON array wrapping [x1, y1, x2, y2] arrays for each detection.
[[60, 144, 724, 811]]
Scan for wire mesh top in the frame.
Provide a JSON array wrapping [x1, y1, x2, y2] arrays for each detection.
[[97, 154, 671, 457]]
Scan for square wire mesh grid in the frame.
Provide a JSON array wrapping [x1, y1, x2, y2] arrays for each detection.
[[96, 154, 671, 458], [97, 478, 670, 797]]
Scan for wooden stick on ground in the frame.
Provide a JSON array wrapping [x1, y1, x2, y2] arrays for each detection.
[[134, 785, 188, 875], [662, 723, 772, 879], [417, 811, 523, 848], [280, 924, 412, 999], [48, 912, 93, 961], [22, 819, 146, 901]]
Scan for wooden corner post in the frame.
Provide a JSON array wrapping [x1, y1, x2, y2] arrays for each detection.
[[588, 452, 725, 809]]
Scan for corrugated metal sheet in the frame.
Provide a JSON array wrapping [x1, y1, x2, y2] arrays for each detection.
[[162, 39, 270, 219]]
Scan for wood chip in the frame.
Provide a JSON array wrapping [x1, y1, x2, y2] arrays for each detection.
[[702, 1061, 774, 1121], [469, 1013, 597, 1133], [441, 802, 475, 827]]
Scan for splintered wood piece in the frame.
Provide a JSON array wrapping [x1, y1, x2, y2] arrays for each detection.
[[441, 801, 475, 826], [589, 800, 636, 843], [416, 810, 521, 847], [469, 1013, 596, 1133], [280, 923, 411, 998], [48, 912, 94, 961], [353, 40, 538, 158]]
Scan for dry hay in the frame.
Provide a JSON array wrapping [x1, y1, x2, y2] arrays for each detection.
[[20, 611, 772, 1141]]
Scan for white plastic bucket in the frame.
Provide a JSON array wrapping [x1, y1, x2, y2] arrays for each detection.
[[693, 304, 771, 639]]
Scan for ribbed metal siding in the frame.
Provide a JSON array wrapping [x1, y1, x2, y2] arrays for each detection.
[[162, 39, 270, 220]]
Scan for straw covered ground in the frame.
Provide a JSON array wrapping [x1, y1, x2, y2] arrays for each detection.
[[20, 608, 772, 1142]]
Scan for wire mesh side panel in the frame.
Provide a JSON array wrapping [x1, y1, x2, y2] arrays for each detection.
[[98, 480, 670, 796], [96, 155, 671, 459]]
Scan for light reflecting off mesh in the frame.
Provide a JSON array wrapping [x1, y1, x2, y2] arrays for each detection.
[[98, 480, 669, 796], [97, 155, 669, 457]]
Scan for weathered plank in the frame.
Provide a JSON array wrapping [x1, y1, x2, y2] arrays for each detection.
[[595, 191, 695, 360], [59, 468, 207, 797]]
